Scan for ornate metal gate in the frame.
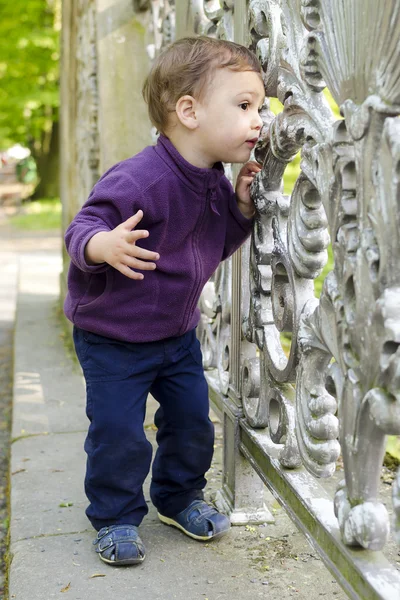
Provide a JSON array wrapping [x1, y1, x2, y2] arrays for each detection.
[[61, 1, 400, 598]]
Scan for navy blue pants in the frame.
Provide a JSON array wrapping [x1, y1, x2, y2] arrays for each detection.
[[73, 326, 214, 531]]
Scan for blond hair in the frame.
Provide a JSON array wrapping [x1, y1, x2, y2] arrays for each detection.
[[142, 36, 262, 135]]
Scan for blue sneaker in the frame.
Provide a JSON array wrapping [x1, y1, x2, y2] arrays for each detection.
[[158, 499, 231, 541], [94, 524, 145, 565]]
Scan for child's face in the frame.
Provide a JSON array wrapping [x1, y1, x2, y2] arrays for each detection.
[[194, 68, 265, 166]]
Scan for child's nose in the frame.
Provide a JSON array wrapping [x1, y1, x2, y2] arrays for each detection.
[[253, 113, 263, 130]]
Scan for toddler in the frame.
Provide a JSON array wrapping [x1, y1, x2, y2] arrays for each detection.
[[64, 35, 264, 566]]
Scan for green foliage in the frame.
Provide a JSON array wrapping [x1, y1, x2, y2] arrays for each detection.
[[386, 436, 400, 465], [0, 0, 60, 151], [16, 156, 38, 183], [9, 198, 61, 230], [324, 88, 341, 120]]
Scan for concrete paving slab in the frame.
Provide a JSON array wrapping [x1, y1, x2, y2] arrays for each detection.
[[12, 254, 86, 438], [10, 432, 88, 541], [12, 362, 86, 438], [9, 527, 262, 600], [10, 423, 185, 543]]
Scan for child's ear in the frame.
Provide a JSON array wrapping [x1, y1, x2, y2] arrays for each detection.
[[175, 95, 199, 130]]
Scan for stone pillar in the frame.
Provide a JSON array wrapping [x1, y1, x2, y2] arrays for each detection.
[[96, 0, 153, 171]]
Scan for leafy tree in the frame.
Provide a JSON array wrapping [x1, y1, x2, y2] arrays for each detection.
[[0, 0, 60, 197]]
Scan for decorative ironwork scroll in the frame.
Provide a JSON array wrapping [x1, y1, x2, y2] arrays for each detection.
[[296, 0, 400, 551]]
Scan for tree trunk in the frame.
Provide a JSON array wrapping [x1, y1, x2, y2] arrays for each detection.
[[32, 120, 60, 199]]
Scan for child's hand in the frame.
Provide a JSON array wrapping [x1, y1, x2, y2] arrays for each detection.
[[235, 161, 262, 218], [85, 210, 160, 280]]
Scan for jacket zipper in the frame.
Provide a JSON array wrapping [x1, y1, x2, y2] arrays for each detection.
[[178, 189, 209, 335]]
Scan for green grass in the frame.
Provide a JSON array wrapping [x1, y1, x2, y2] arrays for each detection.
[[9, 198, 61, 230]]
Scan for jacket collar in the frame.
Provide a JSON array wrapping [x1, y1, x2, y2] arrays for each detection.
[[154, 134, 225, 194]]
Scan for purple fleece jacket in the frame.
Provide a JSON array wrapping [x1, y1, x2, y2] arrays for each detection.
[[64, 135, 252, 342]]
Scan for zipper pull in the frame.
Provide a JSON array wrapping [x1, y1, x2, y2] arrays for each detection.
[[209, 189, 220, 216]]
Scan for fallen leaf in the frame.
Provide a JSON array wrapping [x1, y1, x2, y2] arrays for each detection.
[[60, 582, 71, 592], [90, 574, 106, 578], [12, 469, 26, 475], [59, 502, 74, 508]]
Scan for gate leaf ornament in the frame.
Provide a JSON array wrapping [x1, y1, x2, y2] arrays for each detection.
[[243, 0, 400, 550]]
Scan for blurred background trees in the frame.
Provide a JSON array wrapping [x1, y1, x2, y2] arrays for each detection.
[[0, 0, 60, 198]]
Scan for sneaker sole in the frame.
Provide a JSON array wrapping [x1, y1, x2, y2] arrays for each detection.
[[99, 554, 145, 566], [158, 513, 230, 541]]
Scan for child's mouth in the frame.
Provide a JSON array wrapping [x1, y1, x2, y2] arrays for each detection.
[[246, 139, 258, 148]]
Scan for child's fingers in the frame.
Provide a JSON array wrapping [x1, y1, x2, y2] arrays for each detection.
[[240, 175, 256, 186], [117, 263, 145, 280], [242, 161, 262, 174], [126, 229, 150, 243], [123, 210, 144, 230], [126, 245, 160, 261], [246, 161, 262, 173], [123, 256, 157, 270]]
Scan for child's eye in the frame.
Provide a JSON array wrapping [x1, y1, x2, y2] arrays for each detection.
[[239, 102, 249, 111]]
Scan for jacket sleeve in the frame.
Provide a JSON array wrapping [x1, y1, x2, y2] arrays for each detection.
[[65, 164, 144, 273], [221, 178, 254, 261]]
